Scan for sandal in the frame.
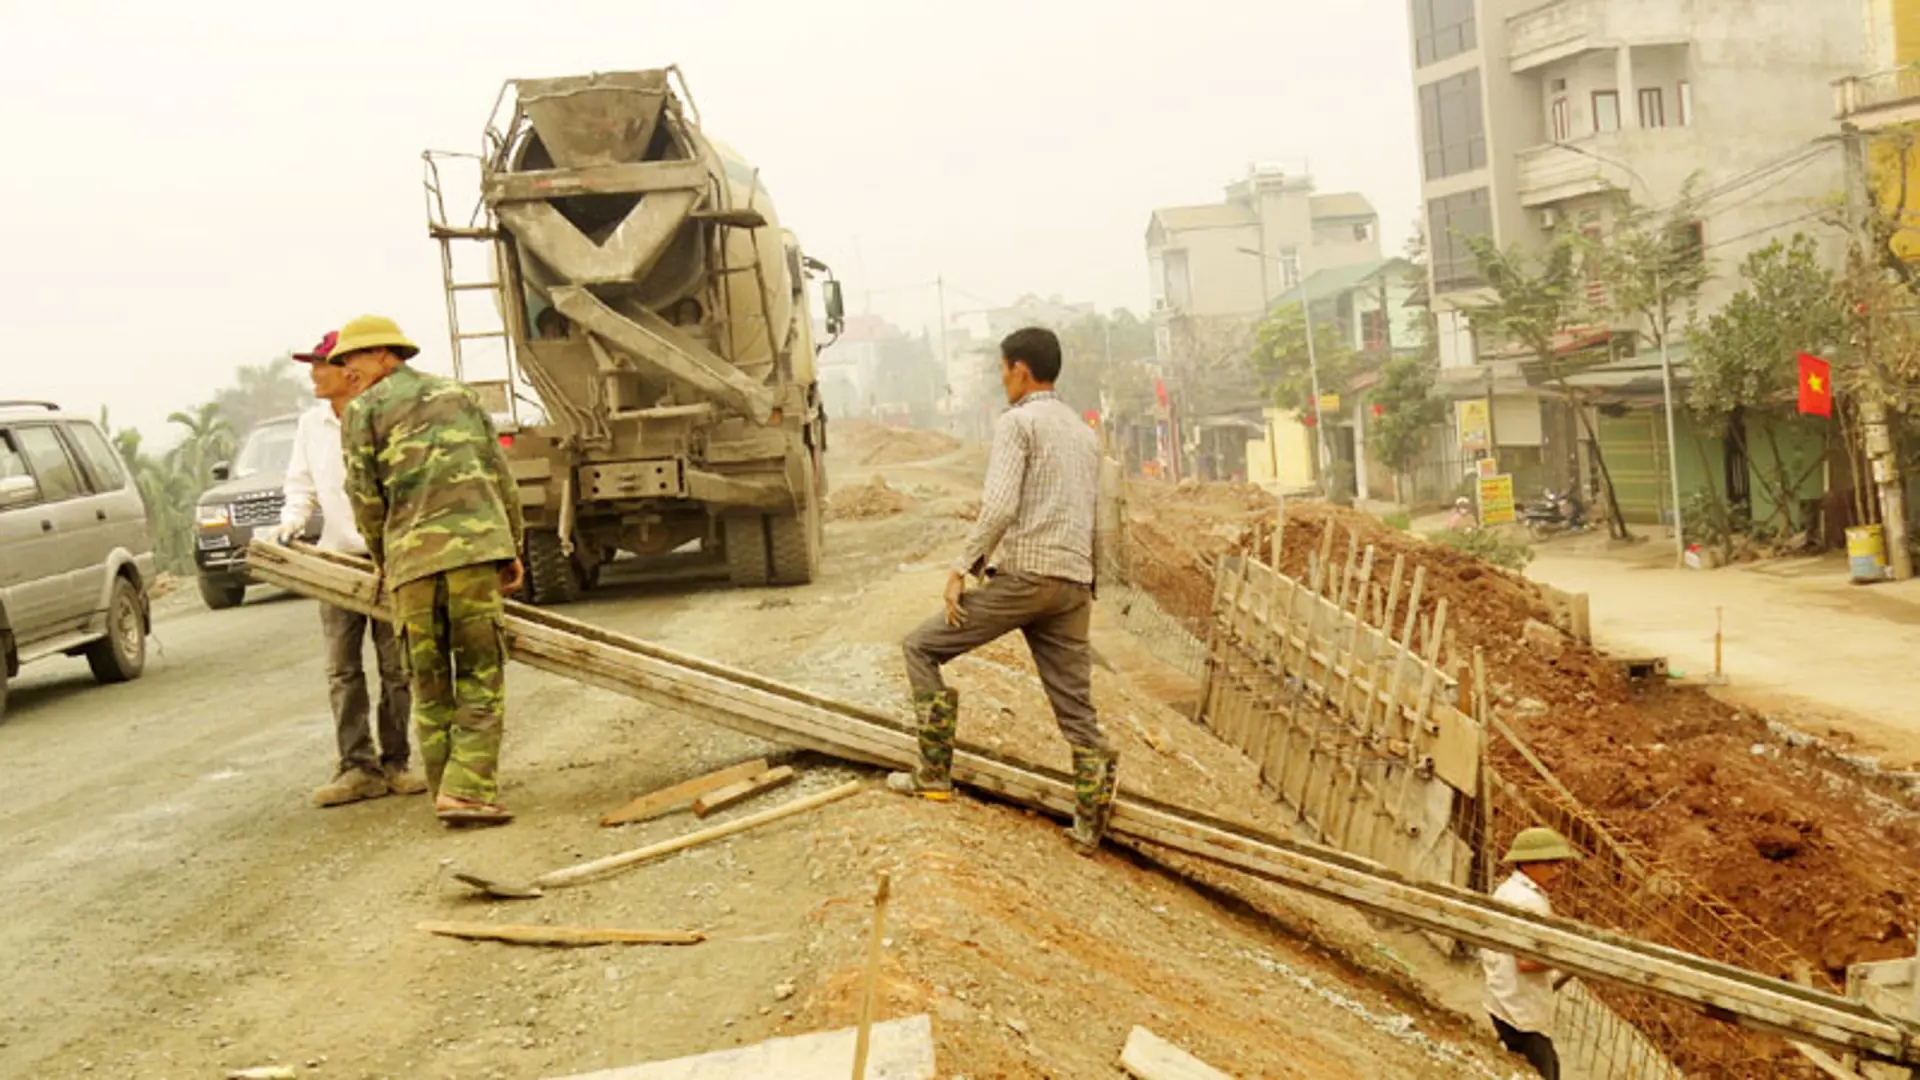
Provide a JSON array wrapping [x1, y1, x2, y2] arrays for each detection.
[[436, 797, 515, 827]]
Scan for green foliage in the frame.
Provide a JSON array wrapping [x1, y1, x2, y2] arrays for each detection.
[[1687, 235, 1845, 422], [1587, 182, 1711, 348], [1458, 233, 1583, 368], [1249, 304, 1365, 414], [1055, 309, 1157, 418], [1430, 527, 1535, 571], [1367, 352, 1445, 474], [101, 363, 310, 576], [1381, 510, 1413, 532]]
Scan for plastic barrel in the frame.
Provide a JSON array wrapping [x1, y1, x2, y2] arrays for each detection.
[[1847, 524, 1888, 583]]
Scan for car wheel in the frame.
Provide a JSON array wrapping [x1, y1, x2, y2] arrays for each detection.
[[199, 574, 247, 610], [86, 575, 147, 684]]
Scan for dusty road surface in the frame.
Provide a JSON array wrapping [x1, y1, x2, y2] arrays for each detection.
[[0, 425, 1509, 1080], [1527, 539, 1920, 764]]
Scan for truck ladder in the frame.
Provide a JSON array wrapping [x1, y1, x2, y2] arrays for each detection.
[[423, 151, 520, 428], [245, 540, 1920, 1069]]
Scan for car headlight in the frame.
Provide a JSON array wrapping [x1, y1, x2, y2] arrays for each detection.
[[197, 505, 231, 530]]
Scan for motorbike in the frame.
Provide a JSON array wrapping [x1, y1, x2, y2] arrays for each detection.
[[1520, 488, 1587, 539]]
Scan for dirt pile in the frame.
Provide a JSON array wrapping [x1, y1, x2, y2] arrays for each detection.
[[828, 475, 917, 521], [1120, 479, 1920, 984], [833, 420, 963, 466]]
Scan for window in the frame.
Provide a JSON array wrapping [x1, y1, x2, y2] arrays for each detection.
[[1429, 188, 1493, 294], [233, 419, 298, 479], [1163, 249, 1192, 310], [1279, 248, 1302, 290], [1592, 91, 1621, 133], [1362, 309, 1389, 351], [0, 431, 27, 481], [1550, 96, 1572, 141], [1637, 87, 1665, 128], [66, 422, 126, 492], [1419, 69, 1487, 180], [1582, 225, 1607, 306], [1670, 220, 1705, 266], [12, 425, 86, 501], [1677, 81, 1693, 126], [1411, 0, 1477, 66]]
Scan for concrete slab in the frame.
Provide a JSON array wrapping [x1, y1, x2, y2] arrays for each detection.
[[544, 1015, 936, 1080]]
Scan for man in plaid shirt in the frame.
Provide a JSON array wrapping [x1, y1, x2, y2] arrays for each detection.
[[890, 327, 1118, 853]]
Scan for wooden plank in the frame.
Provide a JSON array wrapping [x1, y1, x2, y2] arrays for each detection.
[[1119, 1026, 1233, 1080], [547, 1015, 937, 1080], [418, 921, 704, 947], [692, 765, 797, 817], [248, 543, 1920, 1067], [601, 758, 771, 826]]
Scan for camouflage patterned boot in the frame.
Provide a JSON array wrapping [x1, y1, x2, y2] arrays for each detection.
[[1067, 745, 1120, 854], [886, 689, 958, 800]]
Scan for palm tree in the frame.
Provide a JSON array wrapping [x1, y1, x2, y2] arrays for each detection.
[[166, 403, 237, 485]]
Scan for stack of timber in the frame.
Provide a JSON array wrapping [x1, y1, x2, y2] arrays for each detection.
[[243, 540, 1920, 1067]]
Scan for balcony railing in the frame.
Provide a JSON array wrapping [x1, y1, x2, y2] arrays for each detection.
[[1836, 67, 1920, 125], [1506, 0, 1692, 73]]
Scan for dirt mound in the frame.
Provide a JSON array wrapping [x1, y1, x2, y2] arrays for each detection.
[[1121, 479, 1920, 985], [829, 475, 917, 521], [834, 420, 963, 466]]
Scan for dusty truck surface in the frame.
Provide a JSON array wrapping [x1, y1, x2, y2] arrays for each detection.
[[425, 67, 843, 603]]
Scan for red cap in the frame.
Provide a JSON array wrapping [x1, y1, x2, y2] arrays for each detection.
[[293, 330, 339, 363]]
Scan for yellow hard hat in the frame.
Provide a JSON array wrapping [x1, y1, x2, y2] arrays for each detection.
[[1502, 826, 1582, 864], [328, 314, 419, 362]]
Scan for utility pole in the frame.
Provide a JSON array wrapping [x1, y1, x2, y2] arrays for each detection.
[[1655, 271, 1686, 568], [1844, 124, 1913, 580]]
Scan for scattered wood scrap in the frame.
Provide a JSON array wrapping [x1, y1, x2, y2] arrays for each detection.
[[1119, 1026, 1232, 1080], [544, 1014, 936, 1080], [601, 758, 771, 826], [692, 764, 797, 817], [417, 921, 704, 947]]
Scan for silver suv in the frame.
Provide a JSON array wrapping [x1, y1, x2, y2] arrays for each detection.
[[0, 401, 156, 717]]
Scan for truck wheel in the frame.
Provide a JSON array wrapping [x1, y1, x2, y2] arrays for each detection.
[[724, 515, 771, 587], [199, 575, 246, 611], [525, 530, 583, 606], [86, 575, 148, 684], [768, 452, 823, 586]]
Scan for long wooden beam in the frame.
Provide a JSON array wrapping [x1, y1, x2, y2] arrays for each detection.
[[245, 542, 1920, 1065]]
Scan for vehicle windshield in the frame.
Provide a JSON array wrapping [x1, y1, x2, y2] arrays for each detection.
[[233, 421, 297, 479]]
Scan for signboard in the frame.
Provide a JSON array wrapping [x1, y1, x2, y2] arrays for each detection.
[[1318, 393, 1342, 413], [1477, 473, 1516, 526], [1475, 456, 1499, 479], [1456, 400, 1491, 452]]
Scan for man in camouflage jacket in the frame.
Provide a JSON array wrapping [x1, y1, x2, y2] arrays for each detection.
[[334, 314, 527, 826]]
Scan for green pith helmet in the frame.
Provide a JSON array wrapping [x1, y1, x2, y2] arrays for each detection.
[[328, 314, 419, 362], [1502, 826, 1582, 864]]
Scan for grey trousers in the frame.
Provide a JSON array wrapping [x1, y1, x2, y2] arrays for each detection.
[[902, 571, 1107, 751], [320, 602, 412, 775]]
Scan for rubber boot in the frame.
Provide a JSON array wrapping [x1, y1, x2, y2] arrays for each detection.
[[1067, 745, 1120, 854], [886, 689, 958, 800]]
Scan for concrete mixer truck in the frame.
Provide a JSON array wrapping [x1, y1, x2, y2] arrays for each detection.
[[423, 67, 844, 604]]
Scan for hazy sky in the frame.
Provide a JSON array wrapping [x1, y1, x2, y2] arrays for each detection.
[[0, 0, 1421, 441]]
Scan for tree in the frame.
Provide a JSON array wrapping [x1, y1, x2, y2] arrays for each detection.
[[1368, 352, 1445, 482], [215, 360, 310, 434], [1687, 235, 1847, 537], [1460, 233, 1635, 540], [1590, 183, 1710, 352], [165, 402, 237, 485], [1249, 304, 1365, 415], [1055, 309, 1157, 418]]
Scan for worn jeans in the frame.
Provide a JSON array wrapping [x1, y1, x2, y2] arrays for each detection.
[[319, 602, 411, 776], [1491, 1015, 1560, 1080], [902, 571, 1107, 751]]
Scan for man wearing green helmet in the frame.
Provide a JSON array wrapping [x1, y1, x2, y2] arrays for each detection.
[[1482, 826, 1582, 1078]]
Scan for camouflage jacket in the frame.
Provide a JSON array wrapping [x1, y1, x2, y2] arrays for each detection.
[[341, 364, 525, 587]]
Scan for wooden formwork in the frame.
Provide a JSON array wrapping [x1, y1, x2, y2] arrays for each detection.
[[1200, 521, 1482, 895]]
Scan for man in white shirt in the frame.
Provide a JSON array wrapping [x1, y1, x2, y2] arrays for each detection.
[[1483, 826, 1582, 1079], [889, 327, 1116, 854], [278, 330, 426, 808]]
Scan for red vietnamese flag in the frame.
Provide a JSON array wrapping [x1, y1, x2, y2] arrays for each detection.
[[1797, 352, 1832, 418]]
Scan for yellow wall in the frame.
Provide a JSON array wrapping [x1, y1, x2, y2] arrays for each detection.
[[1899, 0, 1920, 63], [1246, 407, 1317, 492], [1870, 125, 1920, 262]]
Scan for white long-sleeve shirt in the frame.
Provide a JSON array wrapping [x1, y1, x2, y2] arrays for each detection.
[[951, 391, 1099, 585], [1482, 871, 1558, 1035], [281, 402, 370, 555]]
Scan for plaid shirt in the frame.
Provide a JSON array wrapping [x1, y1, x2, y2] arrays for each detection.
[[954, 391, 1099, 585]]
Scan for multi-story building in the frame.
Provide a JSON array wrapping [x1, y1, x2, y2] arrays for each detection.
[[1406, 0, 1866, 518], [1836, 0, 1920, 261], [1144, 167, 1383, 478]]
